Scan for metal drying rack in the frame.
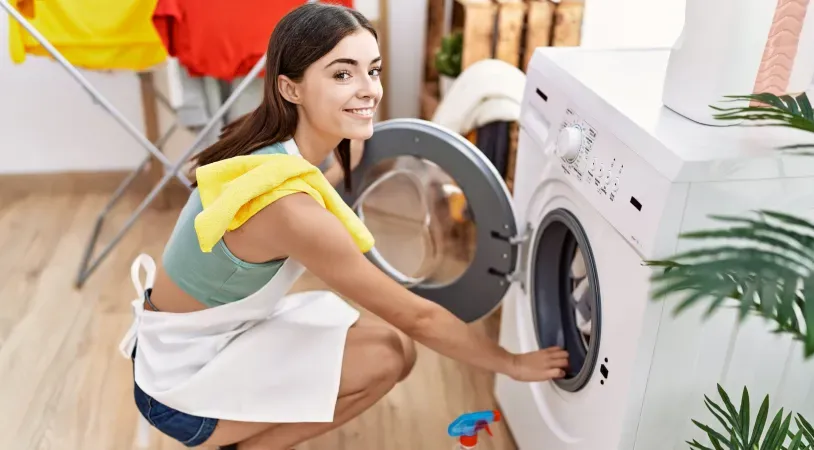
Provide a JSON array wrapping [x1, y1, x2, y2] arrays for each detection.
[[1, 1, 268, 287]]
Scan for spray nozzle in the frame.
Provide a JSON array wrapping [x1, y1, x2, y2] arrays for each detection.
[[448, 410, 501, 448]]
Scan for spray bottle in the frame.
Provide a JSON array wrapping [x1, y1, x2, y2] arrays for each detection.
[[447, 410, 501, 449]]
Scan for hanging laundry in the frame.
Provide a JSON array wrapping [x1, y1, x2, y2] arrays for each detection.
[[153, 0, 296, 81], [153, 0, 355, 81], [7, 0, 168, 71], [323, 0, 355, 6]]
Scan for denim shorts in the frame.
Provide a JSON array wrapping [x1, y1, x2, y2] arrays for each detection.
[[132, 371, 218, 447], [132, 289, 221, 447]]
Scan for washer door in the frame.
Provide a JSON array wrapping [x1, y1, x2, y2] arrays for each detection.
[[530, 208, 601, 392], [341, 119, 518, 323]]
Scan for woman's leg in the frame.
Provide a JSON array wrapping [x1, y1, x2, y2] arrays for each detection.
[[200, 316, 417, 449]]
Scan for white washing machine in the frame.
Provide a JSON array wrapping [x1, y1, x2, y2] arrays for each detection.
[[339, 47, 814, 450], [495, 47, 814, 449]]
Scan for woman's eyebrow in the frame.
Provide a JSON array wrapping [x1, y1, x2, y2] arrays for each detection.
[[325, 56, 382, 68]]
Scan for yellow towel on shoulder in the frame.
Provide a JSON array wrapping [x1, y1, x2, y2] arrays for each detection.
[[193, 154, 374, 254]]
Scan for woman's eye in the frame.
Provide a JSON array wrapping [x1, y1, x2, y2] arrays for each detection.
[[370, 68, 382, 77], [334, 71, 351, 80]]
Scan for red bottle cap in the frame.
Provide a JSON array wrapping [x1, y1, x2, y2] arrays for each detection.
[[460, 435, 479, 447]]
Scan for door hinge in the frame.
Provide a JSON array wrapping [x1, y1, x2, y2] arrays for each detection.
[[509, 229, 532, 246], [498, 270, 526, 293], [497, 225, 533, 292]]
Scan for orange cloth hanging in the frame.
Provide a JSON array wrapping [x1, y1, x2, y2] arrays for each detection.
[[324, 0, 355, 7], [152, 0, 356, 81], [7, 0, 168, 71]]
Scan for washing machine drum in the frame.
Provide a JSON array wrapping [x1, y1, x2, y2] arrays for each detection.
[[530, 208, 602, 392]]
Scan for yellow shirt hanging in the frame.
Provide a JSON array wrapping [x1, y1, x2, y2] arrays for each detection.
[[7, 0, 168, 71]]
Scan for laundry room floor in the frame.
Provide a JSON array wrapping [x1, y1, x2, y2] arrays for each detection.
[[0, 178, 517, 450]]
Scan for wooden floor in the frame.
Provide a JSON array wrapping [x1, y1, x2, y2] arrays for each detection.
[[0, 185, 517, 450]]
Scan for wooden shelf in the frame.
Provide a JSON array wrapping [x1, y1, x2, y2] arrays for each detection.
[[523, 0, 556, 70], [420, 0, 585, 188], [420, 81, 440, 120]]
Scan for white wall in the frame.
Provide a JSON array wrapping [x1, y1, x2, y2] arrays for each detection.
[[0, 0, 426, 175], [580, 0, 685, 49], [0, 12, 148, 174], [383, 0, 426, 119]]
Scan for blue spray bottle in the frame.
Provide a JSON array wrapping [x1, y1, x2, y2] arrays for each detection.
[[448, 410, 502, 449]]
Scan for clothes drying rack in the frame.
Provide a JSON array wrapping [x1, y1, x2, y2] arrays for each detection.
[[1, 1, 268, 288]]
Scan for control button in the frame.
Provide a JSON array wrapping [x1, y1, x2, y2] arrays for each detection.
[[555, 125, 583, 163], [588, 158, 597, 173], [603, 172, 612, 186], [575, 154, 588, 171], [611, 178, 619, 192], [596, 163, 604, 177]]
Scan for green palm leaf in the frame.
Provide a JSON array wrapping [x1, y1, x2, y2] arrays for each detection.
[[795, 415, 814, 445], [649, 92, 814, 356], [689, 385, 813, 450], [710, 92, 814, 152], [647, 209, 814, 354], [676, 93, 814, 449]]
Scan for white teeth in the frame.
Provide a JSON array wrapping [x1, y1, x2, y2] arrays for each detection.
[[346, 108, 374, 117]]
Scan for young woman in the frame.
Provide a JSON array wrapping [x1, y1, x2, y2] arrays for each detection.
[[126, 4, 569, 450]]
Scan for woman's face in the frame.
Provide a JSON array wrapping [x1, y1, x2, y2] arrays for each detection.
[[283, 30, 383, 142]]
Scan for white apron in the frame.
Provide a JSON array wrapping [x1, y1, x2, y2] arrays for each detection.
[[118, 139, 361, 424]]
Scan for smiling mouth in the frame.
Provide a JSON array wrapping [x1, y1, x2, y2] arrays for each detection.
[[343, 107, 375, 118]]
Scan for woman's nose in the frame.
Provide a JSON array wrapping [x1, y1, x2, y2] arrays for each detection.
[[357, 75, 380, 99]]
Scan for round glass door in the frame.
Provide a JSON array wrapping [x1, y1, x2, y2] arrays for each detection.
[[530, 208, 601, 392], [354, 155, 476, 288], [342, 119, 518, 323]]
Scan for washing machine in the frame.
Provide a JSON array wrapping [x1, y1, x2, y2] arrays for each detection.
[[494, 47, 814, 449], [339, 47, 814, 450]]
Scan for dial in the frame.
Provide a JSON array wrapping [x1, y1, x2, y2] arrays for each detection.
[[555, 125, 583, 163]]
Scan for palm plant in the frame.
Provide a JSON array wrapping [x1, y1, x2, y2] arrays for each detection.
[[648, 92, 814, 355], [690, 384, 814, 450], [646, 92, 814, 449]]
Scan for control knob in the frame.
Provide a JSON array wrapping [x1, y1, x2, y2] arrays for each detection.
[[556, 125, 583, 163]]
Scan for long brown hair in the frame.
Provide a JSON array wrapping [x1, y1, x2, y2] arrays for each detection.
[[190, 3, 377, 191]]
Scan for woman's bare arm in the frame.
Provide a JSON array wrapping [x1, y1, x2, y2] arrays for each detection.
[[236, 193, 568, 381], [238, 193, 517, 375]]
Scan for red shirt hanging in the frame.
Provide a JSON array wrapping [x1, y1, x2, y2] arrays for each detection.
[[153, 0, 355, 81], [323, 0, 354, 6]]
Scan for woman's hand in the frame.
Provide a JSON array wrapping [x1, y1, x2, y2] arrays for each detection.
[[509, 347, 570, 382]]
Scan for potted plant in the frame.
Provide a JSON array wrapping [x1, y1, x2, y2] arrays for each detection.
[[434, 30, 463, 98], [647, 92, 814, 448]]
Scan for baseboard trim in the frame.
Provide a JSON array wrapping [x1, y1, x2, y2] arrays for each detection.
[[0, 169, 190, 197]]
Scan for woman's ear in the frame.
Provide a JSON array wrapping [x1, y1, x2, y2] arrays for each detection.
[[277, 75, 302, 105]]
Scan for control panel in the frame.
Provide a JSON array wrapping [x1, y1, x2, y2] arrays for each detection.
[[521, 90, 675, 259], [553, 109, 623, 203]]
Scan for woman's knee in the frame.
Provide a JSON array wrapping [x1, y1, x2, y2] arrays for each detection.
[[370, 328, 408, 384], [344, 321, 416, 388], [370, 325, 416, 383], [397, 334, 417, 382], [347, 326, 405, 389]]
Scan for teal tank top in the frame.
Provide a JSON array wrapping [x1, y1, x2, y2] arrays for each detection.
[[162, 143, 295, 307]]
